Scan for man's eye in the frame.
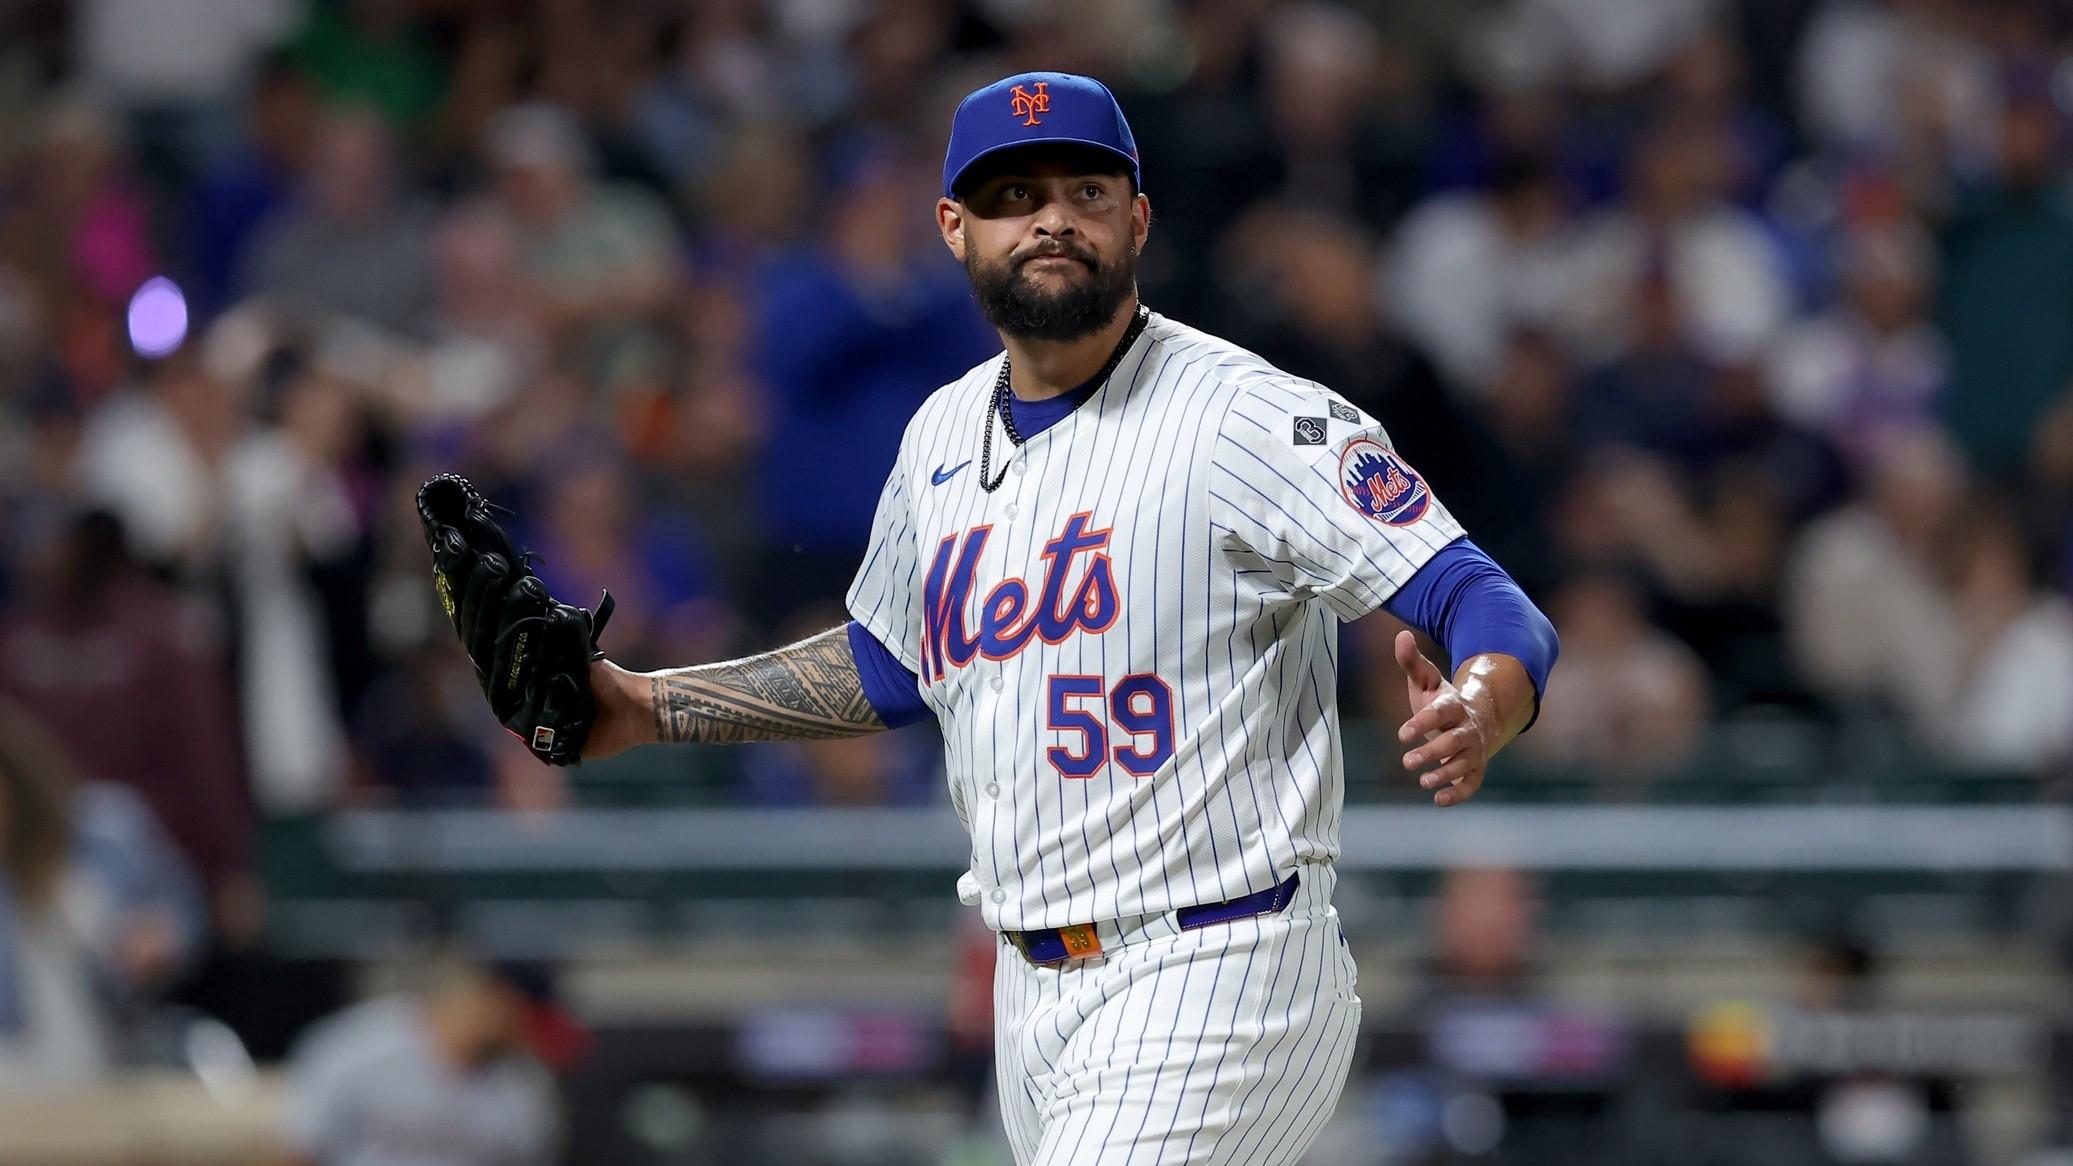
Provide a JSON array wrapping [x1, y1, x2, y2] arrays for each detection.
[[1082, 184, 1103, 199], [1004, 185, 1029, 201]]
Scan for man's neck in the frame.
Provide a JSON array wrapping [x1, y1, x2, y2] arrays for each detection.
[[1003, 296, 1140, 401]]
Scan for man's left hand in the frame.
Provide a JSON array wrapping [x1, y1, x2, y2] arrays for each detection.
[[1394, 630, 1502, 807]]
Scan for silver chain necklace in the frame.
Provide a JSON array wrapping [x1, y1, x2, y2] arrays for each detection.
[[979, 304, 1151, 493]]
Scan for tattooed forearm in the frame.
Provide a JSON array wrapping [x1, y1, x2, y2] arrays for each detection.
[[648, 625, 886, 744]]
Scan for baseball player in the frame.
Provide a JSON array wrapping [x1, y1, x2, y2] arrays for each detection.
[[423, 71, 1558, 1166]]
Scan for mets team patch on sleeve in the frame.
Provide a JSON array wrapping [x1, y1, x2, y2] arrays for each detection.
[[1338, 438, 1431, 525]]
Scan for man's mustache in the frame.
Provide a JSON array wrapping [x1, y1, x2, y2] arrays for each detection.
[[1014, 243, 1098, 269]]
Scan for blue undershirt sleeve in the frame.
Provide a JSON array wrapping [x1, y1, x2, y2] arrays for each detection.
[[845, 620, 931, 728], [1380, 537, 1559, 716]]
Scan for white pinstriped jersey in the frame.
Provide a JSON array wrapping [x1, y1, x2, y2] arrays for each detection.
[[847, 311, 1465, 931]]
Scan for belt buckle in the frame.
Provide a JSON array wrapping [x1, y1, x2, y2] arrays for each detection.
[[1007, 931, 1042, 964]]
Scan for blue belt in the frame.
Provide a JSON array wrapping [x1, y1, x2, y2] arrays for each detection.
[[1005, 873, 1302, 966]]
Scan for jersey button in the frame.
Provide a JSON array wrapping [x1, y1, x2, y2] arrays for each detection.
[[1013, 462, 1026, 476], [985, 781, 1001, 798], [990, 675, 1005, 692], [990, 888, 1007, 904], [1003, 503, 1019, 519]]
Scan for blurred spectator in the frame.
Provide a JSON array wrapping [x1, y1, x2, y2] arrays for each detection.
[[1572, 261, 1716, 457], [1567, 258, 1837, 703], [841, 0, 977, 131], [691, 124, 814, 258], [235, 105, 438, 338], [1659, 25, 1793, 205], [284, 0, 450, 132], [349, 641, 495, 803], [1386, 154, 1579, 398], [0, 385, 84, 602], [1563, 281, 1804, 700], [1784, 428, 1964, 731], [1795, 0, 1996, 180], [597, 267, 778, 605], [2032, 390, 2073, 592], [1360, 866, 1564, 1166], [0, 261, 48, 404], [1429, 866, 1543, 1000], [1797, 929, 1881, 1012], [75, 0, 299, 191], [1256, 3, 1426, 230], [444, 364, 601, 510], [1215, 203, 1467, 468], [0, 702, 204, 1090], [666, 265, 771, 478], [271, 956, 568, 1166], [1563, 445, 1797, 711], [1931, 495, 2073, 773], [0, 511, 253, 918], [73, 349, 242, 576], [1765, 220, 1947, 460], [0, 95, 162, 404], [1937, 91, 2073, 478], [745, 136, 995, 621], [1473, 0, 1714, 93], [613, 0, 839, 194], [1429, 331, 1579, 596], [1562, 113, 1791, 367], [944, 911, 1004, 1162], [480, 101, 678, 390], [1129, 2, 1425, 317], [406, 203, 541, 425], [595, 11, 722, 196], [512, 456, 723, 673], [1518, 572, 1710, 781], [223, 358, 368, 812], [1123, 0, 1273, 317], [189, 54, 323, 314]]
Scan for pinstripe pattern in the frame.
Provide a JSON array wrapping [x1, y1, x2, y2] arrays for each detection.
[[993, 869, 1359, 1164], [846, 312, 1462, 931], [845, 310, 1459, 1162]]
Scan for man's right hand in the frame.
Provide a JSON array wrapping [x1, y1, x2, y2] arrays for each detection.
[[580, 659, 654, 761]]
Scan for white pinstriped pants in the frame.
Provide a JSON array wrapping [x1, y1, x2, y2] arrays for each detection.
[[992, 865, 1361, 1166]]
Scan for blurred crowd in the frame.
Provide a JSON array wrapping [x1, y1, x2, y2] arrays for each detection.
[[0, 0, 2071, 1098]]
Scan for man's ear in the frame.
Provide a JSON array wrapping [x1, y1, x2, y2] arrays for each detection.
[[1133, 192, 1152, 255], [937, 197, 966, 262]]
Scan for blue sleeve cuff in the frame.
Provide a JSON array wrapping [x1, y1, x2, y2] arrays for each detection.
[[1381, 537, 1560, 711], [845, 621, 931, 729]]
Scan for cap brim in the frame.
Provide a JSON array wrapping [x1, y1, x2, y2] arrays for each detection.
[[948, 139, 1139, 198]]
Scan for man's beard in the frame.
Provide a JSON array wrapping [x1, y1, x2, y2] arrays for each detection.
[[965, 241, 1135, 342]]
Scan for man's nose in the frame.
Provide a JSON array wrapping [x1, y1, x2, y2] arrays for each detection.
[[1032, 199, 1077, 237]]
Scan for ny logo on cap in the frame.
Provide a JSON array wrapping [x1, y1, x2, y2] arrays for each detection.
[[1009, 82, 1050, 126]]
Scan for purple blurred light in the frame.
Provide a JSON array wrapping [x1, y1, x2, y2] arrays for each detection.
[[127, 276, 188, 358]]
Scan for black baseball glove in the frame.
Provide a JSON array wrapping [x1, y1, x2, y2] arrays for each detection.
[[417, 474, 614, 766]]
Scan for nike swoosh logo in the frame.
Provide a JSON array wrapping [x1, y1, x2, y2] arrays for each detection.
[[931, 460, 973, 485]]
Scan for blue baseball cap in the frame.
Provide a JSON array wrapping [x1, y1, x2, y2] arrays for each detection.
[[941, 71, 1140, 199]]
